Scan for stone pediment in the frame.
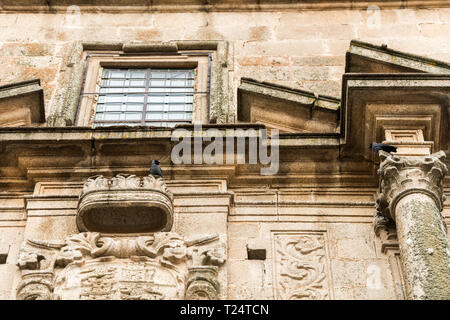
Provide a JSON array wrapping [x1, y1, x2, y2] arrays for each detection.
[[341, 41, 450, 161], [237, 78, 340, 134], [346, 40, 450, 74], [0, 79, 45, 127]]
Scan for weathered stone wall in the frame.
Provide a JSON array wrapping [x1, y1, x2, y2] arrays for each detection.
[[1, 8, 450, 120], [228, 222, 396, 299], [1, 6, 450, 300]]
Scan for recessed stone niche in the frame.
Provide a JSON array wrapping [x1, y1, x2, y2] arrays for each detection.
[[77, 174, 174, 233]]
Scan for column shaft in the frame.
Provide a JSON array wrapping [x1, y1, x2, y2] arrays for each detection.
[[395, 193, 450, 299]]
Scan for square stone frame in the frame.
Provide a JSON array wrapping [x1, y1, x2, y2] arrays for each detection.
[[47, 41, 231, 127]]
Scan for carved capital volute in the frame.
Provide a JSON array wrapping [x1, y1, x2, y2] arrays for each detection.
[[377, 150, 448, 220], [185, 266, 220, 300], [16, 272, 54, 300]]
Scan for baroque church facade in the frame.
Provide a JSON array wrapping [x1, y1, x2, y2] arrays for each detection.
[[0, 0, 449, 300]]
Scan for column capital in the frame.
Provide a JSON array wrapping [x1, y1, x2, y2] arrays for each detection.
[[376, 150, 448, 220]]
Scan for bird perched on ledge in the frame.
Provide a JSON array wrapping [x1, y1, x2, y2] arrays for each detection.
[[150, 160, 162, 177], [369, 142, 397, 154]]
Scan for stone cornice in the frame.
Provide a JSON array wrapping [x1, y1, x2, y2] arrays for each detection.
[[347, 40, 450, 74], [340, 73, 450, 161], [0, 125, 340, 144], [239, 78, 340, 112], [1, 1, 450, 12]]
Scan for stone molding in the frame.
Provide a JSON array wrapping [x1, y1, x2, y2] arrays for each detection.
[[373, 212, 399, 254], [376, 150, 448, 220], [2, 1, 450, 12]]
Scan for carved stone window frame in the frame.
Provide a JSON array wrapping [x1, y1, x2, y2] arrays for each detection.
[[47, 41, 231, 127], [75, 51, 210, 127]]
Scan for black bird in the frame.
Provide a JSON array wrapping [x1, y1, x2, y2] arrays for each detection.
[[369, 142, 397, 154], [150, 160, 162, 177]]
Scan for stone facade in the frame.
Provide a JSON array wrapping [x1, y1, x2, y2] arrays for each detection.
[[0, 1, 450, 300]]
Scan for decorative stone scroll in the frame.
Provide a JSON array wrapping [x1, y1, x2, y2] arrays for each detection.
[[273, 232, 331, 300], [16, 232, 226, 300], [77, 174, 174, 233]]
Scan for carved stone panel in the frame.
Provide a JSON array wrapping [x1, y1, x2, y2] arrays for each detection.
[[53, 258, 185, 300], [273, 232, 332, 300], [17, 231, 226, 300]]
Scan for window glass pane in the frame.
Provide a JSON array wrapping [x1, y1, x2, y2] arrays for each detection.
[[150, 80, 165, 87], [109, 70, 127, 78], [168, 112, 186, 120], [130, 70, 146, 78], [169, 104, 187, 112], [126, 87, 146, 93], [148, 96, 165, 103], [130, 80, 146, 87], [95, 68, 195, 127], [108, 95, 125, 103], [146, 113, 163, 120], [103, 113, 121, 120], [150, 71, 167, 78], [124, 113, 142, 120], [127, 95, 145, 103], [110, 79, 126, 86], [123, 104, 144, 112], [171, 79, 188, 86], [148, 104, 164, 111], [103, 104, 121, 112]]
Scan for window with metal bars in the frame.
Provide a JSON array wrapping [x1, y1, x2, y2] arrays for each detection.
[[94, 68, 194, 127]]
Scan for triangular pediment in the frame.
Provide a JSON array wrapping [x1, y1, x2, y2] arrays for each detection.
[[237, 78, 340, 134], [346, 40, 450, 74], [0, 79, 45, 127]]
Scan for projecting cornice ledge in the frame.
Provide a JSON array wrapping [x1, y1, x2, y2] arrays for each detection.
[[238, 78, 340, 134], [2, 0, 450, 12]]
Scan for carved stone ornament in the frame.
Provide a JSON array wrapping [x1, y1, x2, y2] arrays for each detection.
[[185, 266, 220, 300], [274, 233, 331, 300], [16, 232, 226, 300], [376, 150, 448, 220], [16, 273, 54, 300], [77, 174, 174, 233]]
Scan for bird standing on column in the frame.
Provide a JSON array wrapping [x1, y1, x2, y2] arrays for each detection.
[[369, 142, 397, 154], [150, 160, 162, 177]]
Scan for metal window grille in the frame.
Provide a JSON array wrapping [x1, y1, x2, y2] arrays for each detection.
[[94, 68, 194, 127]]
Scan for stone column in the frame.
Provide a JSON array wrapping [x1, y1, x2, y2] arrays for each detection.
[[376, 151, 450, 300]]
